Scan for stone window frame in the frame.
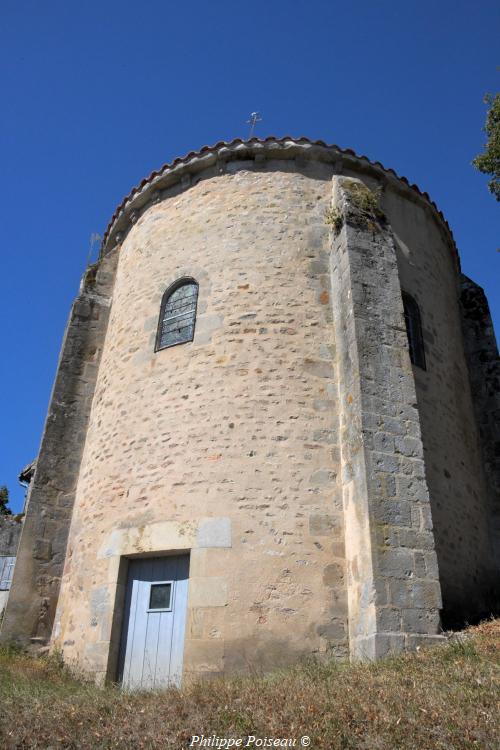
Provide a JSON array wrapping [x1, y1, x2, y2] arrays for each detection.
[[402, 291, 426, 370], [155, 277, 199, 352]]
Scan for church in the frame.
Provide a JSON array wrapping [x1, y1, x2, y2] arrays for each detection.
[[1, 137, 498, 689]]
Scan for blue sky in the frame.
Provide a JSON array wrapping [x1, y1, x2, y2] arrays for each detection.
[[1, 0, 499, 513]]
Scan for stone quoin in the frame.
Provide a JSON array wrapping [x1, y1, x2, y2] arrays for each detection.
[[1, 137, 499, 687]]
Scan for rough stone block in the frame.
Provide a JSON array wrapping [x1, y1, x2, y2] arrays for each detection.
[[373, 499, 412, 527], [405, 633, 446, 651], [316, 619, 346, 641], [378, 607, 401, 632], [354, 633, 406, 660], [323, 562, 345, 587], [33, 539, 52, 561], [196, 518, 232, 549], [378, 548, 414, 579], [184, 640, 225, 673], [309, 469, 337, 486], [309, 514, 341, 537], [401, 608, 441, 634], [189, 577, 228, 608]]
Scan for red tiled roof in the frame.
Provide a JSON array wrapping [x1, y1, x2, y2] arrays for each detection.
[[100, 136, 458, 266]]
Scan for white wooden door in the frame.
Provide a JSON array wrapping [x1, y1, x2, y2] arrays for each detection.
[[118, 555, 189, 689]]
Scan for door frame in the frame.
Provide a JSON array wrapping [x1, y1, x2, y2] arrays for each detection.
[[106, 550, 191, 686]]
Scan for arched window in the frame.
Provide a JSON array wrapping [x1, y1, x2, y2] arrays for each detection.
[[156, 278, 199, 351], [402, 291, 426, 370]]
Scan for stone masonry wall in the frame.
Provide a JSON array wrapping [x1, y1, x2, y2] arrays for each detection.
[[0, 251, 118, 647], [52, 162, 350, 682], [459, 275, 500, 598], [329, 176, 443, 658], [387, 194, 498, 624], [8, 140, 497, 678], [0, 515, 23, 557]]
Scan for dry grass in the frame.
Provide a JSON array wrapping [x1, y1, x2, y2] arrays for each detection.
[[0, 620, 498, 750]]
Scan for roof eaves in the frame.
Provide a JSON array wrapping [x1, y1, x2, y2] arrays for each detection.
[[99, 137, 459, 269]]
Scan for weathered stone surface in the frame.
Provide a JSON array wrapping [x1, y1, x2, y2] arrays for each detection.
[[3, 140, 497, 683], [310, 514, 341, 537], [330, 175, 445, 658], [391, 201, 500, 627], [196, 517, 232, 549], [45, 163, 348, 680], [0, 515, 23, 557], [0, 250, 118, 648], [458, 275, 500, 620], [189, 578, 228, 608]]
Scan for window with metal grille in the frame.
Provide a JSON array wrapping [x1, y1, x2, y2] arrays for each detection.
[[0, 556, 15, 591], [156, 279, 199, 351], [402, 292, 426, 370]]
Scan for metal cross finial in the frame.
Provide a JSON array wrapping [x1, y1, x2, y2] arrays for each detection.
[[246, 111, 262, 139]]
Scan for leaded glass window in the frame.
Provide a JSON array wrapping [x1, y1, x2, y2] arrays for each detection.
[[402, 292, 426, 370], [156, 279, 198, 351]]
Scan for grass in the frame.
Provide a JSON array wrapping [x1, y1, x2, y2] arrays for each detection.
[[343, 181, 386, 230], [0, 620, 498, 749], [324, 206, 344, 234]]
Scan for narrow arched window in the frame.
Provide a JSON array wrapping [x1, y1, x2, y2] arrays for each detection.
[[402, 292, 426, 370], [156, 278, 199, 351]]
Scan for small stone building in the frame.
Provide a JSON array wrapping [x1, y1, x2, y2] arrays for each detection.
[[1, 137, 499, 688]]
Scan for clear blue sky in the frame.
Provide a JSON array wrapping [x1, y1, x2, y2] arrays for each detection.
[[1, 1, 499, 513]]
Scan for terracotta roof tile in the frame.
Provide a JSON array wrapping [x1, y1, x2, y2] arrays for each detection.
[[100, 136, 458, 267]]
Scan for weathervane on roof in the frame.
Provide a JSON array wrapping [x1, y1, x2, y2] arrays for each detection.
[[246, 111, 262, 139]]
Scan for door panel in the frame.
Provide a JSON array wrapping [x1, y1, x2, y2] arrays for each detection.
[[118, 555, 189, 689]]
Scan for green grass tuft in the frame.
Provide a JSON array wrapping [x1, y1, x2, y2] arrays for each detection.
[[0, 620, 498, 749]]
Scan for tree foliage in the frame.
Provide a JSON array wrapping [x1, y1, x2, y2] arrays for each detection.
[[0, 485, 12, 515], [473, 92, 500, 201]]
